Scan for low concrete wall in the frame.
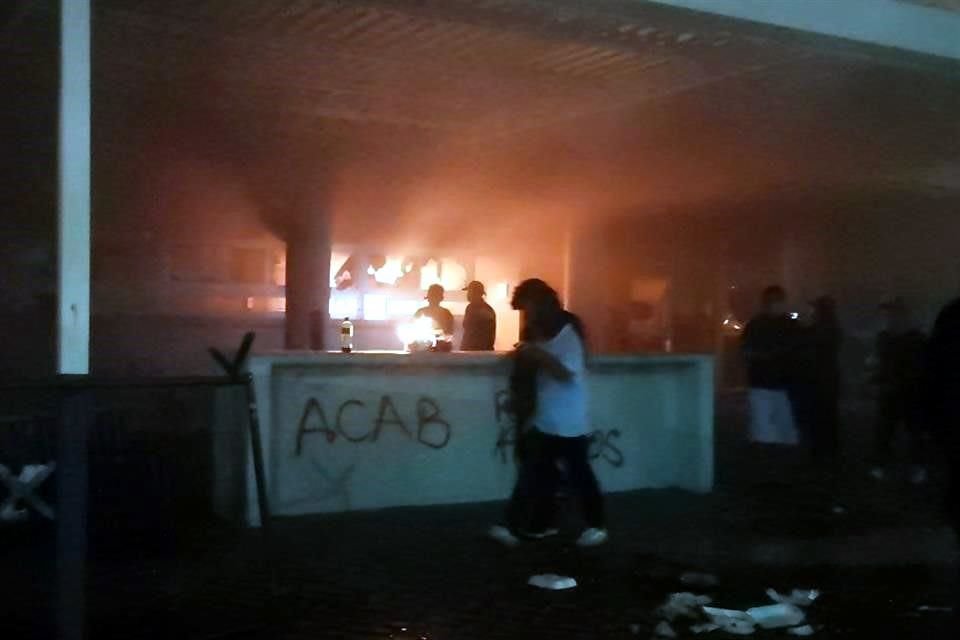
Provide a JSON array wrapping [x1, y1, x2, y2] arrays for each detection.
[[217, 352, 714, 525]]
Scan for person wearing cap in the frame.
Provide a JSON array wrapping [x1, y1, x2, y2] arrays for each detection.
[[414, 284, 455, 337], [461, 281, 496, 351], [868, 297, 928, 483]]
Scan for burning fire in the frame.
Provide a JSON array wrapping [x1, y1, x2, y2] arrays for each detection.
[[397, 316, 438, 350]]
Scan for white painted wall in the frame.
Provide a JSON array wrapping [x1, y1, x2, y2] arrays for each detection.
[[648, 0, 960, 60], [216, 352, 714, 525]]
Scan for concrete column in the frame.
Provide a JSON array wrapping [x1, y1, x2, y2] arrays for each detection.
[[285, 214, 332, 350], [57, 0, 91, 374]]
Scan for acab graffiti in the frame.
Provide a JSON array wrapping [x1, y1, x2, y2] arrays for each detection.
[[295, 395, 451, 454], [492, 390, 625, 467]]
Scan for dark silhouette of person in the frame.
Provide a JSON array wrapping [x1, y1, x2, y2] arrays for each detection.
[[790, 296, 843, 462], [924, 291, 960, 622], [742, 285, 799, 445], [925, 293, 960, 534], [460, 281, 496, 351], [868, 297, 928, 483], [414, 284, 455, 337]]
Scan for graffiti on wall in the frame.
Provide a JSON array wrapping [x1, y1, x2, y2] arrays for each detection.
[[294, 394, 451, 455], [492, 390, 624, 467]]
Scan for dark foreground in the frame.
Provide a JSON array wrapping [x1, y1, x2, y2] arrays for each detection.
[[2, 399, 958, 639]]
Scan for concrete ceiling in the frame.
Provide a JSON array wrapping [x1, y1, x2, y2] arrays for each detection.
[[2, 0, 959, 239]]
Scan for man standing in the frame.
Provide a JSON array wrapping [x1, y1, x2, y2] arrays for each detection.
[[868, 298, 928, 483], [460, 281, 496, 351], [925, 291, 960, 622], [742, 286, 799, 446], [415, 284, 455, 337]]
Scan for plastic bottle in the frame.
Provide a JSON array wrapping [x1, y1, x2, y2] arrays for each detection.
[[340, 318, 354, 353]]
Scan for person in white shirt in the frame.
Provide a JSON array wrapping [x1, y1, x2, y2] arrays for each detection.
[[489, 278, 608, 548]]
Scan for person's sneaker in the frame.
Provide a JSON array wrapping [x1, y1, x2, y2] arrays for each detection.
[[488, 525, 520, 547], [869, 467, 886, 481], [576, 528, 609, 547], [910, 466, 929, 485], [523, 528, 560, 540]]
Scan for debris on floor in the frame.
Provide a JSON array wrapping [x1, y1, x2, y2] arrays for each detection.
[[702, 606, 757, 635], [766, 588, 821, 607], [658, 592, 713, 620], [746, 603, 806, 629], [916, 605, 954, 613], [527, 574, 577, 590], [787, 624, 816, 636], [651, 582, 823, 637]]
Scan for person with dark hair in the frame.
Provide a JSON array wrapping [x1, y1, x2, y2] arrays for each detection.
[[868, 298, 928, 484], [488, 278, 606, 547], [460, 281, 496, 351], [742, 285, 799, 446]]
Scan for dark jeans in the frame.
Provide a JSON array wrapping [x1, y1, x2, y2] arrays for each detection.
[[526, 432, 605, 532], [874, 390, 927, 467]]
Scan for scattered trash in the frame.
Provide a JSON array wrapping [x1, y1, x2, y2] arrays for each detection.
[[659, 592, 713, 620], [527, 574, 577, 590], [654, 621, 677, 638], [788, 625, 816, 636], [702, 607, 756, 636], [681, 572, 719, 588], [746, 604, 806, 630], [917, 605, 954, 613], [690, 622, 720, 634], [766, 588, 821, 607]]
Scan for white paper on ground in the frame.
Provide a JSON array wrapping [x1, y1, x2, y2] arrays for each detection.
[[527, 574, 577, 590], [746, 604, 806, 629], [654, 620, 677, 638], [702, 607, 757, 636]]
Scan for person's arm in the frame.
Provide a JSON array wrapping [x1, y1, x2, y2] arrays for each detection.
[[515, 342, 573, 382]]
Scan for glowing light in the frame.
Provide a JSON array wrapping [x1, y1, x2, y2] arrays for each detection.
[[329, 295, 359, 319], [367, 266, 376, 275], [363, 294, 388, 321], [372, 257, 405, 285], [790, 312, 799, 320], [440, 258, 467, 291], [490, 282, 510, 302], [420, 259, 440, 290], [268, 297, 286, 313], [397, 316, 437, 350], [245, 296, 254, 310], [387, 298, 419, 318]]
